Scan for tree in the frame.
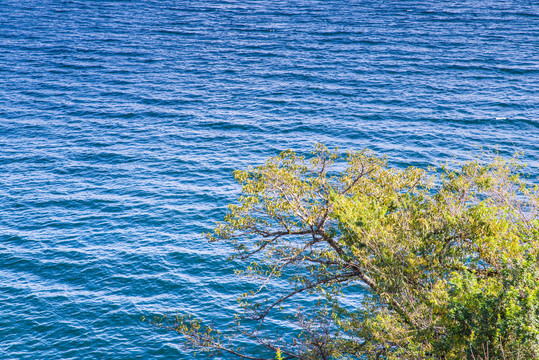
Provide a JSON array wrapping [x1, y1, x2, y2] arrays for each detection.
[[155, 144, 539, 359]]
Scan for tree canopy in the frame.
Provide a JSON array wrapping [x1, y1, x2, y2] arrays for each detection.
[[156, 144, 539, 360]]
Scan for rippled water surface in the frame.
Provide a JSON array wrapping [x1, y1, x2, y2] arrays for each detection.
[[0, 0, 537, 358]]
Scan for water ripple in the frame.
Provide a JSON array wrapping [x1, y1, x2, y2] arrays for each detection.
[[0, 0, 537, 359]]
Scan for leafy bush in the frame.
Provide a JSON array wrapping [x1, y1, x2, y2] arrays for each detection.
[[156, 144, 538, 359]]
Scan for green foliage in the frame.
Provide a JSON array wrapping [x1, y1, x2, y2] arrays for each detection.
[[162, 144, 539, 359], [276, 347, 283, 360]]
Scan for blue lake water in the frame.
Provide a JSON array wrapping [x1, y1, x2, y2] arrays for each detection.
[[0, 0, 537, 358]]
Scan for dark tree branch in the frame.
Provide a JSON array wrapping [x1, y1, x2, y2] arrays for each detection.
[[252, 274, 355, 322]]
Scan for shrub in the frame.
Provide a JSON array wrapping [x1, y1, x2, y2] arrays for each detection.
[[157, 144, 538, 359]]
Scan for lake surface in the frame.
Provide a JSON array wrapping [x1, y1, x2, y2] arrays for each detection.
[[0, 0, 537, 358]]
